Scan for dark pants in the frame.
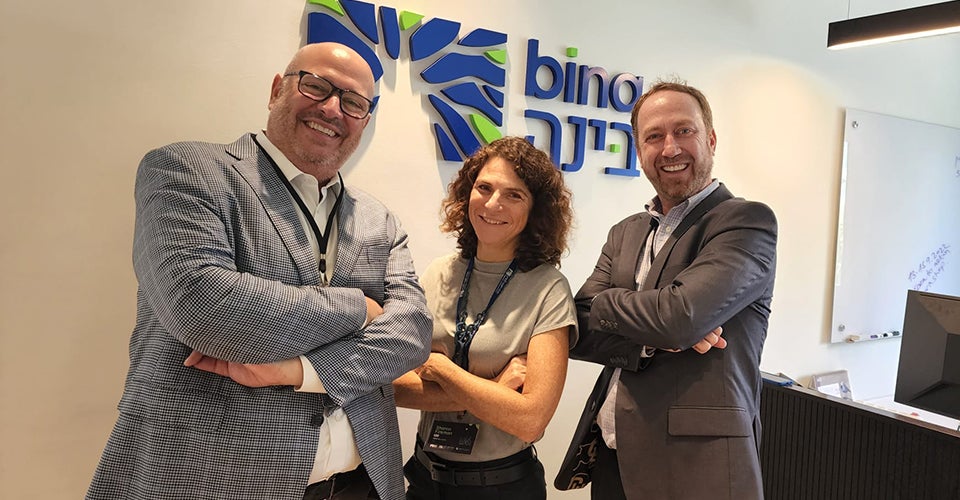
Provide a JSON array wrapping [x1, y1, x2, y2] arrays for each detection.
[[591, 440, 627, 500], [403, 446, 546, 500], [303, 464, 380, 500]]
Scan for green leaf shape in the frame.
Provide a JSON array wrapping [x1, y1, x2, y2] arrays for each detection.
[[484, 49, 507, 64], [399, 11, 424, 30], [470, 114, 502, 145], [308, 0, 344, 16]]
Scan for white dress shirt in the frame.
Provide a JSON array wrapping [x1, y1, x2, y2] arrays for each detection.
[[255, 133, 363, 483]]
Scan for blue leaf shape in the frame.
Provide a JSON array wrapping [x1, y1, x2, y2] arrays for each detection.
[[442, 82, 502, 126], [379, 5, 401, 60], [483, 85, 504, 108], [409, 18, 461, 61], [459, 28, 507, 47], [433, 124, 462, 161], [421, 53, 505, 86], [429, 95, 481, 158], [341, 0, 379, 44]]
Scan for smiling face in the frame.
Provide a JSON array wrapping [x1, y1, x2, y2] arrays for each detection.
[[265, 43, 375, 183], [468, 157, 533, 262], [634, 90, 717, 213]]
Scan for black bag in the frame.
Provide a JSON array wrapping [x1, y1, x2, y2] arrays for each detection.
[[554, 368, 613, 490]]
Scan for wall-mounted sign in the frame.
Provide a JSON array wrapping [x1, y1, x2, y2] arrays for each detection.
[[306, 0, 644, 175]]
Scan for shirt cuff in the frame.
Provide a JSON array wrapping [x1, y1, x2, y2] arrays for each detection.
[[295, 355, 327, 393], [640, 346, 657, 358]]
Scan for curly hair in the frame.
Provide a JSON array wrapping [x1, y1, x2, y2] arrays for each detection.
[[440, 136, 573, 271]]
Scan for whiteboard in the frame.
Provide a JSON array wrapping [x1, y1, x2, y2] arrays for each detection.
[[830, 109, 960, 343]]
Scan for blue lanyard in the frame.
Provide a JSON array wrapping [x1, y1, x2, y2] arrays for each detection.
[[452, 258, 518, 371]]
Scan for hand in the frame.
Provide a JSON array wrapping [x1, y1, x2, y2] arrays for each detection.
[[691, 326, 726, 354], [365, 296, 384, 325], [184, 351, 304, 388], [416, 352, 455, 383], [493, 354, 527, 391]]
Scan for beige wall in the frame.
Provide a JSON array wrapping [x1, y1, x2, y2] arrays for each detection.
[[2, 0, 958, 497]]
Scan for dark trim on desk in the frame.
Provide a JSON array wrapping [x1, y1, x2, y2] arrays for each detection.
[[760, 380, 960, 500]]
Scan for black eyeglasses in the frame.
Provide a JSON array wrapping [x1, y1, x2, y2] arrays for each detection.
[[283, 70, 375, 119]]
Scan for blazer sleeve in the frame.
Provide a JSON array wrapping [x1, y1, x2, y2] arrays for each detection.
[[304, 215, 432, 407], [587, 201, 777, 351], [132, 145, 368, 363], [569, 218, 651, 371]]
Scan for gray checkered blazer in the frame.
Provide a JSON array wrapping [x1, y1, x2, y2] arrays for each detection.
[[87, 134, 432, 500]]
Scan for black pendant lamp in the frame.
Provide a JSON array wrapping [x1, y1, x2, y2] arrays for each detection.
[[827, 1, 960, 50]]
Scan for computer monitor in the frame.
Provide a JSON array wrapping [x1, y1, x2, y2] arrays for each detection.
[[894, 290, 960, 420]]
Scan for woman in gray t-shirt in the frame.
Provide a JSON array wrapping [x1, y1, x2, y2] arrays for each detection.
[[395, 136, 577, 500]]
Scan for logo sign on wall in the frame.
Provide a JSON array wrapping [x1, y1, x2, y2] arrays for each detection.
[[306, 0, 644, 176]]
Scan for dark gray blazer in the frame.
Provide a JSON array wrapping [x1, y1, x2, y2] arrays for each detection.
[[87, 134, 432, 500], [570, 184, 777, 500]]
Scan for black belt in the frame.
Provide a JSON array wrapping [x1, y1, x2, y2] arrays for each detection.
[[304, 464, 371, 500], [414, 442, 538, 487]]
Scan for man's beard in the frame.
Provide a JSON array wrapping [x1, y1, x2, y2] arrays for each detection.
[[292, 129, 360, 180], [648, 157, 713, 205]]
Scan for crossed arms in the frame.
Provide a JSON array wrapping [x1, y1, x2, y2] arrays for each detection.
[[136, 144, 431, 405], [571, 202, 777, 368]]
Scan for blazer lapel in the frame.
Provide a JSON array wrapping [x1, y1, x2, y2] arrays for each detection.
[[620, 214, 657, 290], [228, 134, 320, 285], [645, 184, 735, 289], [329, 188, 362, 288]]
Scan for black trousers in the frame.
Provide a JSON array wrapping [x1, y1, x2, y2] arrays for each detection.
[[403, 447, 546, 500], [590, 439, 627, 500], [303, 464, 380, 500]]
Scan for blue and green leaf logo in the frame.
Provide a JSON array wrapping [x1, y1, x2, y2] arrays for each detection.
[[307, 0, 506, 161]]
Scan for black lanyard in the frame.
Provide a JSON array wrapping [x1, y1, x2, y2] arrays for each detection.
[[648, 217, 659, 265], [258, 142, 344, 285], [452, 258, 518, 371]]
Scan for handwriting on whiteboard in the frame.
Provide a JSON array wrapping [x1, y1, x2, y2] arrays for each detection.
[[908, 244, 951, 291]]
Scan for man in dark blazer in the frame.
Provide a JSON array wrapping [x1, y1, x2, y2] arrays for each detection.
[[568, 80, 777, 500], [87, 43, 431, 500]]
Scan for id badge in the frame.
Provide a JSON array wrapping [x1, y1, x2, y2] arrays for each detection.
[[425, 420, 479, 455]]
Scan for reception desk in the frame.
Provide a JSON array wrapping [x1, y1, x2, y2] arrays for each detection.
[[759, 379, 960, 500]]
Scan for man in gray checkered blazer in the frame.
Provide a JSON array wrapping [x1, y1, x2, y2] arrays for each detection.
[[86, 43, 431, 500]]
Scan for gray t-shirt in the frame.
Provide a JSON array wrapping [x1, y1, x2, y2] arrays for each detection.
[[417, 253, 578, 462]]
